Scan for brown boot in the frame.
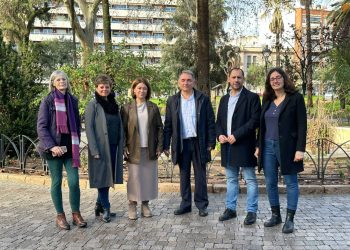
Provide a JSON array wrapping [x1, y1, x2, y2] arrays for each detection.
[[72, 212, 87, 228], [141, 201, 153, 218], [128, 201, 137, 220], [56, 213, 70, 230]]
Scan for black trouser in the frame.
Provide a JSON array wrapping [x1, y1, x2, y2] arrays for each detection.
[[178, 138, 208, 210]]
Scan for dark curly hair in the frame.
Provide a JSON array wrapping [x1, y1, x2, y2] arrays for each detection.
[[263, 67, 296, 101]]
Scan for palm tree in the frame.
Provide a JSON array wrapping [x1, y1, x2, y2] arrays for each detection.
[[300, 0, 313, 107], [328, 0, 350, 45], [197, 0, 210, 97], [263, 0, 293, 67]]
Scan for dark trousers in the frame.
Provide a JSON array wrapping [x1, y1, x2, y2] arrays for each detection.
[[178, 138, 208, 210]]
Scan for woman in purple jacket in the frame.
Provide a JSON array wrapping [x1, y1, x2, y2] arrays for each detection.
[[37, 70, 86, 230]]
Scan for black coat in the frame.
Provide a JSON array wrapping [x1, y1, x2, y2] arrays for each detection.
[[257, 92, 307, 175], [163, 89, 216, 165], [216, 87, 261, 168]]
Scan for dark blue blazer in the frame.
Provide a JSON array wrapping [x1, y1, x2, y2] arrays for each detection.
[[163, 89, 216, 165], [216, 87, 261, 168]]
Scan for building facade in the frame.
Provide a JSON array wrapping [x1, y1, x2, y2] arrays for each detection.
[[30, 0, 177, 63]]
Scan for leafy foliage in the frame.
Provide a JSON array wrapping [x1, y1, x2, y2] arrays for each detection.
[[328, 0, 350, 45], [61, 46, 175, 115], [32, 39, 76, 78], [0, 32, 44, 138], [246, 64, 266, 89], [0, 0, 51, 51], [162, 0, 229, 86]]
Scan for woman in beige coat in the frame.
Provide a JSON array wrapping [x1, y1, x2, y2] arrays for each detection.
[[121, 77, 163, 220]]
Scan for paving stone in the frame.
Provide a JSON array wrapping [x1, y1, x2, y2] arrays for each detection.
[[1, 180, 350, 249]]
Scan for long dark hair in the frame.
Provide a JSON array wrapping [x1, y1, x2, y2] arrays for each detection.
[[263, 67, 296, 101]]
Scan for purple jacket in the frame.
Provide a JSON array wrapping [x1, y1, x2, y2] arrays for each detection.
[[36, 91, 81, 156]]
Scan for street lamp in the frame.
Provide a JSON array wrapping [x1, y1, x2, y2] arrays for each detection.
[[262, 45, 272, 76]]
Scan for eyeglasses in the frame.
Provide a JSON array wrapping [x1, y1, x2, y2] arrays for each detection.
[[270, 75, 283, 82]]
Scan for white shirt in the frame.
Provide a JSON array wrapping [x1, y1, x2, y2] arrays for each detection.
[[180, 92, 197, 138], [227, 89, 242, 135]]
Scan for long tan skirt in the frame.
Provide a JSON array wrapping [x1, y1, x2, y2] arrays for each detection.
[[127, 148, 158, 202]]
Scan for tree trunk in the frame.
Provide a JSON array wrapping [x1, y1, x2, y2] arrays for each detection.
[[305, 0, 313, 107], [275, 32, 281, 67], [197, 0, 210, 97], [102, 0, 112, 54], [64, 0, 101, 65]]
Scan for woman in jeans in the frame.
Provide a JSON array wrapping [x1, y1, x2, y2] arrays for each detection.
[[85, 74, 124, 223], [255, 67, 307, 234], [37, 70, 86, 230]]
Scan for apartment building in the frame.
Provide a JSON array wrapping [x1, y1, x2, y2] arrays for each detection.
[[294, 5, 331, 58], [29, 0, 177, 63]]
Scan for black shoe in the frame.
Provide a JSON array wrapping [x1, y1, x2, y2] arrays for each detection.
[[95, 202, 103, 217], [244, 212, 257, 225], [102, 208, 111, 223], [198, 208, 208, 217], [264, 206, 282, 227], [174, 206, 191, 215], [218, 208, 237, 221], [95, 202, 116, 217]]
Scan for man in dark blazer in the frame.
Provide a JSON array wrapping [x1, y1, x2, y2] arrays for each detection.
[[163, 70, 216, 217], [216, 68, 261, 225]]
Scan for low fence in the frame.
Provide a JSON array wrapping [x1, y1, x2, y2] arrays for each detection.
[[1, 134, 349, 184]]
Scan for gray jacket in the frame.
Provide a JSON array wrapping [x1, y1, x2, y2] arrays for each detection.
[[85, 99, 124, 188]]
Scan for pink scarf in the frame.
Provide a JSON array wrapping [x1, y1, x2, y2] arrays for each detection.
[[54, 89, 80, 167]]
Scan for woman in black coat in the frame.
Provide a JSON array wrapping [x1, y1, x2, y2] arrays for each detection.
[[255, 67, 307, 234]]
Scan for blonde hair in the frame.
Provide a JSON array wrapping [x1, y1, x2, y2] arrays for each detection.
[[49, 70, 71, 93]]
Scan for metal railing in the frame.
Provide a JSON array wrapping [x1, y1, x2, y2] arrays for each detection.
[[1, 134, 349, 183]]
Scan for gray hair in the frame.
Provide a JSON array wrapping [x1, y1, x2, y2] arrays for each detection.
[[178, 70, 195, 79], [49, 70, 71, 93]]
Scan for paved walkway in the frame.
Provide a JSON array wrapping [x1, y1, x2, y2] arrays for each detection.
[[0, 180, 350, 250]]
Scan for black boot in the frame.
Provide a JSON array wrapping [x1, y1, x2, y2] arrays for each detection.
[[95, 202, 116, 217], [264, 206, 282, 227], [95, 202, 104, 217], [102, 207, 111, 223], [282, 209, 295, 234]]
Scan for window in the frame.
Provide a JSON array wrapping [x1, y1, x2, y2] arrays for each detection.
[[253, 56, 257, 65], [247, 55, 252, 69], [129, 32, 138, 38], [164, 6, 176, 12], [56, 29, 67, 34], [153, 33, 164, 38], [141, 32, 151, 38], [112, 31, 125, 37], [42, 28, 53, 34], [32, 28, 41, 34], [96, 30, 103, 38], [112, 5, 127, 10], [153, 19, 164, 24]]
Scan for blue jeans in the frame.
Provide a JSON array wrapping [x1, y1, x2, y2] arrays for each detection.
[[263, 139, 299, 211], [225, 163, 258, 213]]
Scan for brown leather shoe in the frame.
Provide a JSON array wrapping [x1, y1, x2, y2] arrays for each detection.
[[72, 212, 87, 228], [56, 213, 70, 230]]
